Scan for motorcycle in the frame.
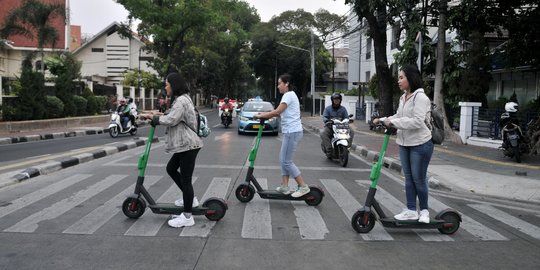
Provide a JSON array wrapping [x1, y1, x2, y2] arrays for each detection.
[[221, 108, 232, 128], [321, 114, 354, 167], [499, 107, 528, 163], [109, 111, 137, 138]]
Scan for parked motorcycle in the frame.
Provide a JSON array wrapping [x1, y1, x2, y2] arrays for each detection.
[[109, 111, 137, 138], [499, 102, 528, 163], [221, 108, 232, 128], [321, 115, 354, 167]]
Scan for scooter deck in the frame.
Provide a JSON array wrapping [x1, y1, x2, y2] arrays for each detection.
[[380, 217, 447, 229], [148, 203, 209, 215], [257, 190, 307, 201]]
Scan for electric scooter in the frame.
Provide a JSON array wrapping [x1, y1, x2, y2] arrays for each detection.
[[235, 119, 324, 206], [122, 125, 228, 221], [351, 125, 461, 234]]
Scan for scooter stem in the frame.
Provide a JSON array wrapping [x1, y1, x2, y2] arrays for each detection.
[[138, 126, 155, 177], [248, 119, 266, 167], [369, 128, 391, 188]]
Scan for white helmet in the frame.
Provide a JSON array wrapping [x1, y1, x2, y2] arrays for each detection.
[[505, 102, 518, 112]]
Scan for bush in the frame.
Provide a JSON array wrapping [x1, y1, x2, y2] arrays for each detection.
[[45, 96, 64, 118], [86, 95, 98, 115], [73, 95, 88, 116], [95, 95, 108, 113]]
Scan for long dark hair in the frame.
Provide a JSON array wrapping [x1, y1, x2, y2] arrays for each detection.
[[166, 72, 189, 97], [279, 73, 293, 91], [400, 64, 423, 91]]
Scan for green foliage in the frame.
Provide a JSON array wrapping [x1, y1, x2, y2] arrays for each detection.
[[121, 68, 161, 90], [524, 97, 540, 114], [95, 96, 108, 113], [82, 88, 99, 115], [488, 96, 509, 110], [72, 95, 87, 116], [16, 52, 46, 120], [45, 52, 81, 117], [367, 74, 379, 99], [45, 95, 64, 118], [0, 103, 18, 121]]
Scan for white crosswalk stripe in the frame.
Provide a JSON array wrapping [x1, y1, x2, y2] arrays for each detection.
[[469, 204, 540, 240], [64, 176, 162, 235], [356, 180, 454, 241], [321, 179, 393, 241], [293, 202, 329, 240], [4, 175, 126, 233], [0, 174, 92, 219], [241, 178, 272, 239]]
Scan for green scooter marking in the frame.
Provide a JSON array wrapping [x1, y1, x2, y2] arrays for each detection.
[[137, 126, 155, 177], [248, 120, 265, 168], [369, 132, 390, 188]]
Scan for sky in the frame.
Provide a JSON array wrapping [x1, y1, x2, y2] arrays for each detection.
[[69, 0, 352, 36]]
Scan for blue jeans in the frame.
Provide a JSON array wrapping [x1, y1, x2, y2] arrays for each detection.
[[280, 131, 303, 178], [399, 140, 434, 210]]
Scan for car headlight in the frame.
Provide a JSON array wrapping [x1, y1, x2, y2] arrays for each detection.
[[268, 117, 276, 123]]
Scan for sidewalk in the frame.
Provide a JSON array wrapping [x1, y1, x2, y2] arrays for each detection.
[[301, 114, 540, 204], [1, 110, 539, 203]]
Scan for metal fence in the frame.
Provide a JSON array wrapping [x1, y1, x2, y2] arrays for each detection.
[[474, 108, 539, 139]]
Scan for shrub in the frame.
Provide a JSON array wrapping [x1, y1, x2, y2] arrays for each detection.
[[95, 95, 108, 113], [45, 96, 64, 118], [73, 95, 88, 116], [86, 95, 98, 115]]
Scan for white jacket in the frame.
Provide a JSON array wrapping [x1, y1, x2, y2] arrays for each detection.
[[380, 89, 432, 146], [158, 94, 203, 153]]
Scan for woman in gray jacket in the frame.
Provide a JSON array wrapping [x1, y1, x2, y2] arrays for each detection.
[[373, 64, 433, 224], [139, 72, 203, 228]]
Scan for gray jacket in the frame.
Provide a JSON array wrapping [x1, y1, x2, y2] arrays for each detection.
[[158, 94, 203, 153], [380, 89, 431, 146]]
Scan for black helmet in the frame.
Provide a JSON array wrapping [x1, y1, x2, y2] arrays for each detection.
[[331, 93, 342, 101]]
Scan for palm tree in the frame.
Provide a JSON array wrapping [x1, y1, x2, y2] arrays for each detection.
[[0, 0, 65, 73]]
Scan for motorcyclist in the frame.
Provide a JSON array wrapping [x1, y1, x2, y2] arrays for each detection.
[[127, 97, 138, 127], [220, 98, 234, 124], [116, 98, 130, 129], [320, 93, 355, 157]]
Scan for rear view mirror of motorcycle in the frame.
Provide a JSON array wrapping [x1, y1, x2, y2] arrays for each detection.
[[348, 114, 354, 123]]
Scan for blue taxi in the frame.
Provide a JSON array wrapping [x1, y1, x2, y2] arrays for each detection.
[[237, 100, 279, 135]]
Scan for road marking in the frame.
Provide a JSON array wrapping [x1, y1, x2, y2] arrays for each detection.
[[107, 163, 371, 172], [124, 177, 193, 236], [356, 180, 453, 241], [181, 177, 231, 237], [4, 175, 126, 233], [292, 202, 329, 240], [241, 178, 272, 239], [64, 175, 162, 235], [469, 204, 540, 240], [0, 174, 92, 219], [0, 146, 103, 171], [320, 179, 393, 241]]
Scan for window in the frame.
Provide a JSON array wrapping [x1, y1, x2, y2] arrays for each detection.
[[366, 38, 372, 60], [91, 48, 104, 52]]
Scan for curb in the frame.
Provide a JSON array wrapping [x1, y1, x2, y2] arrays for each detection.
[[303, 122, 453, 192], [0, 136, 159, 188], [0, 128, 110, 145]]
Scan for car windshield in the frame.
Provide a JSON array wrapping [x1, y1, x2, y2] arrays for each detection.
[[243, 102, 274, 112]]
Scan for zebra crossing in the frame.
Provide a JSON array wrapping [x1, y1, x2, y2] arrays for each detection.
[[1, 173, 539, 241]]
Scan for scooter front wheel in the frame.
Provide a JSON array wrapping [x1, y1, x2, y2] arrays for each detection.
[[339, 145, 349, 167], [130, 128, 137, 135], [304, 187, 324, 206], [109, 126, 119, 138], [203, 198, 227, 221], [122, 197, 146, 219], [351, 210, 376, 233], [436, 211, 461, 235], [235, 184, 255, 203]]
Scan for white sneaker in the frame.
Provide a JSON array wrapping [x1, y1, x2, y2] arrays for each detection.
[[168, 213, 195, 228], [394, 209, 419, 220], [418, 209, 430, 223], [291, 185, 310, 198], [174, 196, 199, 208]]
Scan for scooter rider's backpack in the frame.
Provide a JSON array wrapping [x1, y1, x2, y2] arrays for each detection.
[[413, 93, 445, 145]]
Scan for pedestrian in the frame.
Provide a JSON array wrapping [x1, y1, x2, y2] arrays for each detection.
[[138, 72, 203, 228], [253, 73, 310, 198], [373, 64, 433, 223]]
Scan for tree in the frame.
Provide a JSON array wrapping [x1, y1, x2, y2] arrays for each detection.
[[0, 0, 65, 73], [45, 52, 81, 116], [16, 52, 46, 120], [121, 68, 161, 91]]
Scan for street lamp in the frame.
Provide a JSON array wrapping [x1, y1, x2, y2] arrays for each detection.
[[276, 31, 316, 116]]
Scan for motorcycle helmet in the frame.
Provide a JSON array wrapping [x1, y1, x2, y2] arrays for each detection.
[[505, 102, 518, 113], [331, 93, 342, 101], [128, 97, 134, 103], [224, 97, 230, 103]]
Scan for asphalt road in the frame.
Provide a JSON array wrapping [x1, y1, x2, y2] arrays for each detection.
[[0, 112, 539, 269]]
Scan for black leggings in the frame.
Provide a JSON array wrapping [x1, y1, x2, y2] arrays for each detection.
[[166, 148, 200, 213]]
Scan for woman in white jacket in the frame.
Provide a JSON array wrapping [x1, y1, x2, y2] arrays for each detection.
[[373, 64, 433, 223], [139, 72, 203, 228]]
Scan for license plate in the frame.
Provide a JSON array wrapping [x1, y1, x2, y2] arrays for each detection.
[[252, 124, 260, 129]]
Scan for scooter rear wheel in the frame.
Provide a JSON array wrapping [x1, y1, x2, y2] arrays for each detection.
[[203, 199, 227, 221], [130, 128, 137, 135], [351, 210, 376, 233], [235, 184, 255, 203], [122, 197, 146, 219], [436, 211, 461, 234], [304, 187, 324, 206]]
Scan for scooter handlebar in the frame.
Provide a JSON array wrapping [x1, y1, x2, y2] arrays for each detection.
[[259, 118, 266, 125]]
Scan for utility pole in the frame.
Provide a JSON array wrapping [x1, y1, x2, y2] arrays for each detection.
[[332, 42, 335, 92]]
